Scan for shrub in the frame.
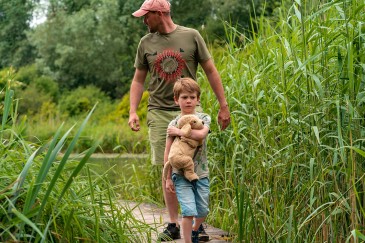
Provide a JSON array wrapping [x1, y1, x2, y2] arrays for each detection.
[[16, 83, 54, 116], [59, 85, 110, 117], [108, 91, 149, 123]]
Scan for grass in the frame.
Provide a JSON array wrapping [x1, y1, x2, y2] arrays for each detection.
[[0, 70, 154, 242]]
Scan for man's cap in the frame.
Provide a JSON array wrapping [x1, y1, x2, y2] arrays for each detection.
[[132, 0, 171, 17]]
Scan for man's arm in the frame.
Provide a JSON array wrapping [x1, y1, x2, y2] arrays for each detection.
[[128, 68, 148, 131], [200, 59, 231, 130]]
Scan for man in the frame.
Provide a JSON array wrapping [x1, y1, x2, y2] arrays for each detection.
[[128, 0, 230, 241]]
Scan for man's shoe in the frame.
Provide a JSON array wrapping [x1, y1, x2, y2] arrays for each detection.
[[198, 223, 210, 242], [158, 223, 181, 241], [192, 230, 199, 243]]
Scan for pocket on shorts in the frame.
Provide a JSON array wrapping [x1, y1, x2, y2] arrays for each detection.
[[172, 173, 177, 182]]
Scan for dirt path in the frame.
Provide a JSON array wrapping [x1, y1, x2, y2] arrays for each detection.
[[121, 201, 232, 242]]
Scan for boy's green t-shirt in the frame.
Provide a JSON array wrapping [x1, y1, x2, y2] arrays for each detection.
[[134, 25, 211, 111]]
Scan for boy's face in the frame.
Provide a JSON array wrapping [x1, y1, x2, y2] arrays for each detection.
[[174, 91, 200, 114]]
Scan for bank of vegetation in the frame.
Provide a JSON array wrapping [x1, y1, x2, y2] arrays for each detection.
[[1, 0, 365, 242]]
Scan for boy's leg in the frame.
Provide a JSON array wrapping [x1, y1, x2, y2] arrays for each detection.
[[182, 216, 194, 243], [192, 217, 205, 231], [173, 174, 199, 242], [193, 177, 210, 241]]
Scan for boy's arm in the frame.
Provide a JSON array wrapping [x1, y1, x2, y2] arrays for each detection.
[[188, 126, 209, 141], [164, 136, 174, 164]]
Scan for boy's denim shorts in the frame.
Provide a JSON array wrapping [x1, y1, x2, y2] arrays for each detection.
[[172, 173, 210, 218]]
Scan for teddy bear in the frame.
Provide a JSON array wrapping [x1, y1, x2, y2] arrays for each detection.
[[163, 114, 204, 182]]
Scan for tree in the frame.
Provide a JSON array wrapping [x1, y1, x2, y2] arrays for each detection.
[[205, 0, 281, 41], [29, 0, 146, 98], [0, 0, 37, 68], [170, 0, 212, 30]]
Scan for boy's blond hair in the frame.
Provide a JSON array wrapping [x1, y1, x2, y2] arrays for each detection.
[[173, 78, 201, 98]]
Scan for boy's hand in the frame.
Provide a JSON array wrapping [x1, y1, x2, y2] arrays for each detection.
[[167, 126, 181, 137], [166, 179, 175, 193]]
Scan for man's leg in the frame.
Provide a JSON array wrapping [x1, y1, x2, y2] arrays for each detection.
[[162, 171, 180, 225], [148, 110, 181, 240]]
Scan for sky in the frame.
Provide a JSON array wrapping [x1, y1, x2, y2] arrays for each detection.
[[30, 0, 49, 27]]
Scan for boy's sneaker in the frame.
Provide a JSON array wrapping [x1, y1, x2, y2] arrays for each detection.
[[198, 223, 210, 242], [158, 223, 181, 241], [192, 230, 199, 243]]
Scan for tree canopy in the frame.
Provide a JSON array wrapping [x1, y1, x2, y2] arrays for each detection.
[[0, 0, 37, 68]]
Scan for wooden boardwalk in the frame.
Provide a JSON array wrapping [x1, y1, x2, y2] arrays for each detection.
[[122, 201, 232, 242]]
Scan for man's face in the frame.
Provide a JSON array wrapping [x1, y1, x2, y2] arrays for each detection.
[[143, 11, 159, 33]]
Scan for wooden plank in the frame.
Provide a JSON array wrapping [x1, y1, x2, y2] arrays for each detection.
[[120, 201, 232, 242]]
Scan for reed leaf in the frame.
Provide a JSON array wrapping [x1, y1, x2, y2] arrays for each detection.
[[39, 104, 97, 216], [1, 86, 14, 131]]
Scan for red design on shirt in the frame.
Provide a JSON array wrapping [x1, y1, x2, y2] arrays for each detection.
[[155, 49, 185, 82]]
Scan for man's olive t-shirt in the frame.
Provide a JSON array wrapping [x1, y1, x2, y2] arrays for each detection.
[[134, 25, 211, 110]]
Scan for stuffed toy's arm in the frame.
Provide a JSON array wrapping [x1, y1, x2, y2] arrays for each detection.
[[180, 124, 192, 137]]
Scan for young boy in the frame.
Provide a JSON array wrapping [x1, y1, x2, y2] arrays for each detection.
[[164, 77, 211, 243]]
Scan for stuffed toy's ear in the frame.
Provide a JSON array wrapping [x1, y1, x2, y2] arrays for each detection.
[[177, 116, 189, 128]]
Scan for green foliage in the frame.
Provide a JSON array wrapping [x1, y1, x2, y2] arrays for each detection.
[[59, 85, 110, 117], [170, 0, 211, 29], [16, 65, 59, 100], [113, 90, 149, 121], [13, 64, 39, 85], [29, 0, 144, 98], [202, 0, 280, 43], [17, 83, 54, 116], [13, 65, 59, 116], [0, 0, 36, 68]]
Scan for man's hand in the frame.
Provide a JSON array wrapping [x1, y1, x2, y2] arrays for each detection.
[[218, 104, 231, 130], [166, 178, 175, 193], [128, 112, 140, 131]]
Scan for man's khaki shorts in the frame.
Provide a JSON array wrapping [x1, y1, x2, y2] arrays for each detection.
[[147, 109, 180, 166]]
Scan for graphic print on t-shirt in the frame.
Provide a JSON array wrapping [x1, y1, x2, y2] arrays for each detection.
[[154, 49, 185, 82]]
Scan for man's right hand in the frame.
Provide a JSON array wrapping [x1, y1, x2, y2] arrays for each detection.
[[128, 112, 140, 131]]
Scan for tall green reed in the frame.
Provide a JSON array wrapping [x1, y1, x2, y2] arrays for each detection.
[[200, 0, 365, 241], [0, 71, 153, 242]]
